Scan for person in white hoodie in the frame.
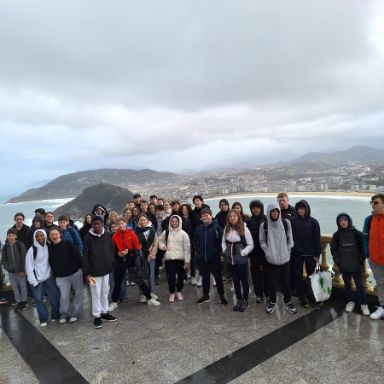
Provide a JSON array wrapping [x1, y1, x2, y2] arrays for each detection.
[[259, 204, 297, 315], [159, 215, 190, 303], [25, 229, 60, 327]]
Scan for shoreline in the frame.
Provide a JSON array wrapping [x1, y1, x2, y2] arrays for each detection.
[[205, 191, 373, 200]]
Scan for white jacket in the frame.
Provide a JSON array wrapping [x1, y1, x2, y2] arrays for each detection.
[[25, 229, 52, 287], [159, 215, 191, 262]]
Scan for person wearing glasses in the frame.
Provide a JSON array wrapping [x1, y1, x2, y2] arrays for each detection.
[[363, 194, 384, 320]]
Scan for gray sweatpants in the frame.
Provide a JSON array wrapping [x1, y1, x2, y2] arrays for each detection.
[[370, 261, 384, 306], [8, 273, 28, 303], [56, 269, 84, 319]]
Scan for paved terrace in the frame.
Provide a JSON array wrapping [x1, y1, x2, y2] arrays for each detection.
[[1, 272, 383, 384]]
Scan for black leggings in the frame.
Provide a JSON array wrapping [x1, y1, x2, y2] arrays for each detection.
[[227, 263, 249, 302], [266, 261, 291, 304], [165, 260, 185, 293], [112, 257, 151, 302]]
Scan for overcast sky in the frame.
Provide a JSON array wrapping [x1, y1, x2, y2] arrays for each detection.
[[1, 0, 383, 193]]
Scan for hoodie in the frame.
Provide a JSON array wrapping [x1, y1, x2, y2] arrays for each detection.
[[158, 215, 191, 262], [25, 230, 52, 287], [291, 200, 321, 257], [82, 227, 114, 277], [25, 216, 46, 249], [259, 204, 294, 265], [246, 200, 267, 258], [331, 213, 365, 272], [91, 204, 110, 226]]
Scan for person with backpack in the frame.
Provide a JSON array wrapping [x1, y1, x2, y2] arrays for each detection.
[[48, 228, 84, 323], [108, 217, 160, 311], [363, 193, 384, 320], [259, 204, 297, 315], [25, 229, 60, 327], [194, 208, 228, 305], [246, 200, 268, 303], [1, 228, 28, 311], [331, 213, 369, 316], [159, 215, 191, 303], [58, 215, 83, 254], [290, 200, 321, 308], [222, 209, 254, 312]]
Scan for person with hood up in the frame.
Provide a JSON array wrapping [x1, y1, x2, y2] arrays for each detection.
[[222, 210, 254, 312], [91, 204, 109, 227], [215, 199, 230, 229], [246, 200, 268, 303], [25, 229, 60, 327], [135, 213, 159, 299], [159, 215, 191, 303], [331, 213, 369, 316], [290, 200, 321, 308], [259, 204, 297, 314], [25, 215, 46, 249]]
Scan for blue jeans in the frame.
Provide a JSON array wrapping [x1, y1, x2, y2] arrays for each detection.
[[342, 271, 367, 305], [148, 259, 156, 293], [109, 269, 127, 301], [31, 277, 61, 323]]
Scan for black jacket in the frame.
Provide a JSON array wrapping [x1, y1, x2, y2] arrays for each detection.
[[11, 223, 30, 246], [82, 230, 114, 277], [1, 240, 27, 273], [193, 222, 223, 263], [48, 239, 82, 277], [246, 200, 267, 259], [281, 205, 297, 221], [291, 200, 321, 257], [191, 204, 210, 231]]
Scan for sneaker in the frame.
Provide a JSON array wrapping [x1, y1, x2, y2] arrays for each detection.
[[256, 296, 263, 304], [266, 301, 277, 314], [139, 295, 147, 303], [0, 298, 8, 305], [196, 276, 202, 287], [197, 296, 210, 304], [22, 301, 29, 309], [285, 302, 298, 314], [230, 284, 234, 292], [361, 305, 370, 316], [191, 277, 197, 286], [345, 301, 355, 313], [176, 292, 184, 301], [169, 294, 175, 303], [233, 302, 242, 312], [40, 322, 48, 327], [19, 302, 27, 311], [370, 306, 384, 320], [100, 313, 117, 322], [51, 318, 58, 322], [151, 293, 159, 300], [59, 318, 67, 324], [220, 296, 228, 305], [239, 300, 249, 312], [130, 281, 136, 286], [69, 317, 78, 323], [108, 302, 118, 312], [147, 298, 161, 306], [14, 302, 22, 312], [187, 271, 191, 279], [212, 277, 217, 287], [300, 299, 310, 308], [94, 317, 102, 329]]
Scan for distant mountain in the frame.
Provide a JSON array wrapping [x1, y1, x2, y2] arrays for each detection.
[[290, 146, 384, 167], [7, 168, 182, 203], [53, 183, 134, 220]]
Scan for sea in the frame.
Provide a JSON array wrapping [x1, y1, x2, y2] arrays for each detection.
[[0, 193, 373, 243]]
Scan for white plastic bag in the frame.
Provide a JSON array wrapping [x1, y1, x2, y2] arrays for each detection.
[[309, 264, 332, 302]]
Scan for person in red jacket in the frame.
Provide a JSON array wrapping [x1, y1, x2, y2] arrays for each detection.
[[108, 217, 160, 311]]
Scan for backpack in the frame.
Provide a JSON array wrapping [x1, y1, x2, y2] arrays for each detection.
[[263, 219, 289, 244]]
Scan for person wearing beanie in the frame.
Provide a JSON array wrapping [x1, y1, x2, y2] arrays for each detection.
[[331, 213, 369, 316], [246, 200, 268, 303]]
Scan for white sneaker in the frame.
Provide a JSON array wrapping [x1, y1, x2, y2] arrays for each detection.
[[147, 298, 160, 306], [59, 318, 66, 324], [151, 293, 159, 300], [345, 301, 355, 313], [212, 277, 216, 287], [139, 295, 147, 303], [108, 302, 118, 311], [191, 277, 197, 286], [197, 276, 202, 287], [361, 305, 370, 316], [370, 306, 384, 320], [40, 322, 47, 328], [69, 317, 78, 323]]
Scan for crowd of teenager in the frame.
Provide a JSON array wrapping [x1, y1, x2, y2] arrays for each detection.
[[1, 191, 384, 329]]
